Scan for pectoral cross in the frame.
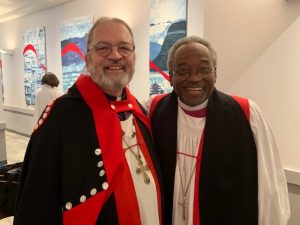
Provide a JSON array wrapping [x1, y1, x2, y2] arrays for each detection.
[[178, 196, 188, 220], [136, 155, 150, 184]]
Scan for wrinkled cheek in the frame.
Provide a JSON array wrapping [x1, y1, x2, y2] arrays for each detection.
[[90, 66, 105, 84], [90, 65, 96, 74], [87, 64, 98, 75], [93, 65, 105, 76], [85, 63, 92, 74]]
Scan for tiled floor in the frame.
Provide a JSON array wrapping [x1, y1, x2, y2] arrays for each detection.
[[0, 131, 29, 224], [4, 131, 29, 164]]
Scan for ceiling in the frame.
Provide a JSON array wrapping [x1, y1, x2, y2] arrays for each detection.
[[0, 0, 72, 24]]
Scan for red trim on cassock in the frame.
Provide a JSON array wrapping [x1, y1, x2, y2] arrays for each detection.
[[63, 74, 155, 225], [193, 132, 205, 225], [33, 99, 57, 133], [231, 95, 250, 121], [149, 94, 168, 119]]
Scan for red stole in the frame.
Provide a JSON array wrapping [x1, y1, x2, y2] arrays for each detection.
[[63, 74, 161, 225], [193, 132, 204, 225]]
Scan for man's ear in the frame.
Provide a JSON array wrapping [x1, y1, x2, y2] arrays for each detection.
[[85, 54, 92, 71], [85, 54, 90, 66], [169, 71, 174, 87], [213, 67, 217, 83]]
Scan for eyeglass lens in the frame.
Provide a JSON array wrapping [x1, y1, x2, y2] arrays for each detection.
[[91, 42, 134, 57]]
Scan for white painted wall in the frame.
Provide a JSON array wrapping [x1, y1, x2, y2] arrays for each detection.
[[229, 15, 300, 172], [0, 65, 3, 121], [204, 0, 300, 91], [0, 56, 6, 161]]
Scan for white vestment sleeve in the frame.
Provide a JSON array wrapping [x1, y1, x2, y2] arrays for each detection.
[[249, 100, 291, 225], [143, 94, 159, 115]]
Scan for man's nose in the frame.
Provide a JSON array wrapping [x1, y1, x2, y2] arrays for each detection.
[[107, 46, 122, 60], [189, 69, 202, 81]]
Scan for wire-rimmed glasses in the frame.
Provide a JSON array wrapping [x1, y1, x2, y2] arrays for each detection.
[[88, 41, 135, 57]]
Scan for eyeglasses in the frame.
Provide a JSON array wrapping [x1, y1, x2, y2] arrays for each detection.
[[172, 66, 213, 77], [88, 42, 135, 57]]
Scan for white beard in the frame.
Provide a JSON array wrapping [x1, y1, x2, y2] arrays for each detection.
[[90, 66, 134, 92]]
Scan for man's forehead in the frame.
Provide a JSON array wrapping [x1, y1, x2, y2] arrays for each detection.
[[174, 44, 211, 62], [92, 22, 132, 43], [176, 42, 209, 54], [175, 59, 211, 67]]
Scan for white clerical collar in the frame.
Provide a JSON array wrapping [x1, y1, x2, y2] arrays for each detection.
[[178, 98, 208, 111]]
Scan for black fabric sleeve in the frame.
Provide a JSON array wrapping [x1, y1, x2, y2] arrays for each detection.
[[13, 106, 63, 225]]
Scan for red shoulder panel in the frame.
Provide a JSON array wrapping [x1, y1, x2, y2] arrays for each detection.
[[149, 94, 168, 119], [231, 95, 250, 122]]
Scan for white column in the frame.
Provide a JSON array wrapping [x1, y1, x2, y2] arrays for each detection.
[[0, 58, 7, 165]]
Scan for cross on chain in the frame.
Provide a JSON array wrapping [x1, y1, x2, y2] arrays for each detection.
[[178, 196, 188, 221], [135, 155, 150, 184]]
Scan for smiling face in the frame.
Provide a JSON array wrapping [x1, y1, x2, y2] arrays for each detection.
[[85, 20, 135, 97], [170, 43, 216, 106]]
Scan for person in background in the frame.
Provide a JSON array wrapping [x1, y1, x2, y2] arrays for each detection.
[[35, 72, 63, 119], [13, 17, 163, 225], [148, 36, 290, 225]]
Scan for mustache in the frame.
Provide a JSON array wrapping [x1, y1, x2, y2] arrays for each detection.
[[103, 62, 127, 69], [104, 59, 126, 66]]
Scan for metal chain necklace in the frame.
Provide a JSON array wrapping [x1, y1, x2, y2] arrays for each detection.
[[122, 119, 150, 184], [177, 153, 197, 221]]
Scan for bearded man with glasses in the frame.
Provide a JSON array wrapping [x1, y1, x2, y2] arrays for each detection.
[[14, 17, 163, 225]]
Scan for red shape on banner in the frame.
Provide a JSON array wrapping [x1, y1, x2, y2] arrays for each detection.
[[23, 44, 47, 71], [149, 60, 170, 81], [61, 42, 85, 62]]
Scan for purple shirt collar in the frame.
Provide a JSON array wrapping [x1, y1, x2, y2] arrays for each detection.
[[178, 98, 208, 118]]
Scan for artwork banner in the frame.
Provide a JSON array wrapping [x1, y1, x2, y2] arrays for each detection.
[[149, 0, 187, 96], [60, 15, 93, 92], [23, 26, 47, 105]]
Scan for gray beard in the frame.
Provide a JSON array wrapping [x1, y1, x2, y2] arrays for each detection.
[[90, 67, 133, 92]]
